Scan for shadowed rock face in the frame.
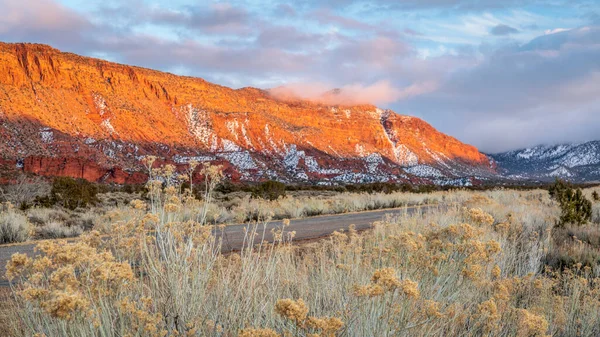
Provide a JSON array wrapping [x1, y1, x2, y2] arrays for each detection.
[[0, 42, 495, 185]]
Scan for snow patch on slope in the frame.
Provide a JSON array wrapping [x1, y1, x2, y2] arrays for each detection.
[[548, 167, 573, 178], [226, 120, 239, 141], [92, 93, 107, 116], [405, 165, 444, 178], [184, 104, 213, 145], [364, 153, 384, 174], [101, 119, 116, 135], [219, 151, 257, 170], [39, 128, 54, 143], [394, 145, 419, 167], [284, 144, 304, 170], [305, 156, 342, 174]]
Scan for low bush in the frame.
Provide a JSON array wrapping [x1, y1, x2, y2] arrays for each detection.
[[67, 211, 96, 231], [0, 175, 51, 210], [47, 177, 100, 210], [36, 221, 83, 239], [0, 208, 31, 244], [549, 179, 592, 227], [26, 208, 70, 226], [252, 180, 286, 201], [545, 225, 600, 271]]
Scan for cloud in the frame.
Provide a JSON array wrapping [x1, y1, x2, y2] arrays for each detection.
[[98, 2, 255, 36], [269, 80, 436, 105], [311, 8, 376, 31], [490, 24, 519, 35], [0, 0, 92, 46], [275, 4, 297, 17], [397, 25, 600, 152], [544, 28, 571, 35], [256, 26, 329, 50], [301, 0, 542, 11], [328, 36, 413, 72], [186, 4, 252, 35], [1, 0, 599, 152]]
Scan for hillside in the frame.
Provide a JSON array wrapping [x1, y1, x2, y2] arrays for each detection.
[[490, 141, 600, 183], [0, 42, 495, 185]]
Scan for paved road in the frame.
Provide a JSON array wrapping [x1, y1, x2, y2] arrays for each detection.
[[0, 205, 434, 286]]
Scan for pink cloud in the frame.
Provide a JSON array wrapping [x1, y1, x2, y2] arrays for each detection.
[[311, 8, 376, 31], [269, 80, 437, 106], [0, 0, 89, 33]]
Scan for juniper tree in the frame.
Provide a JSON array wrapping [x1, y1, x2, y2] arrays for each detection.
[[549, 179, 592, 227]]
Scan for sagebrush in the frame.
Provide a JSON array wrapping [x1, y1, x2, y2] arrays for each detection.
[[3, 164, 600, 336]]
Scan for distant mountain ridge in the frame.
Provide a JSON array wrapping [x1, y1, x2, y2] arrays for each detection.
[[490, 141, 600, 182], [0, 42, 495, 185]]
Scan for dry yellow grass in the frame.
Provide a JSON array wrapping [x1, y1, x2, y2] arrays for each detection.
[[2, 165, 600, 336]]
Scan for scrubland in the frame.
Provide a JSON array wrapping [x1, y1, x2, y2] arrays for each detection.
[[0, 184, 438, 244], [1, 166, 600, 336]]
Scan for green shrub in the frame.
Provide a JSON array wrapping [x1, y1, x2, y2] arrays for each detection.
[[252, 180, 286, 201], [593, 191, 599, 202], [121, 184, 145, 194], [214, 181, 246, 194], [48, 177, 99, 210], [549, 179, 592, 227]]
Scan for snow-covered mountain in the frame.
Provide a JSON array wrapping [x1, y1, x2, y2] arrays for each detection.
[[490, 141, 600, 182]]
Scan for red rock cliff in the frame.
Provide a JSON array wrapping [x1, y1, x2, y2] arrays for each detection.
[[0, 42, 495, 184]]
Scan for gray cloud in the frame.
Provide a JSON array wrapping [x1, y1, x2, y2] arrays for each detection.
[[311, 8, 377, 31], [397, 26, 600, 152], [490, 24, 519, 36], [297, 0, 546, 11], [0, 0, 93, 47], [95, 2, 256, 36], [587, 12, 600, 24], [274, 4, 298, 17], [256, 26, 329, 51]]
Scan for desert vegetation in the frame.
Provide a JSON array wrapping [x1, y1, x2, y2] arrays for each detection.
[[0, 175, 441, 243], [1, 163, 600, 336], [0, 204, 31, 244]]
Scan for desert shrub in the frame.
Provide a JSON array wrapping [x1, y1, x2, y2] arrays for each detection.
[[66, 211, 96, 231], [549, 179, 592, 227], [593, 191, 600, 202], [593, 203, 600, 224], [8, 185, 600, 336], [121, 183, 146, 194], [544, 225, 600, 271], [48, 177, 99, 210], [97, 191, 136, 208], [36, 221, 83, 239], [0, 174, 51, 209], [0, 208, 31, 244], [345, 182, 409, 194], [214, 180, 248, 194], [26, 208, 70, 226], [252, 180, 286, 201]]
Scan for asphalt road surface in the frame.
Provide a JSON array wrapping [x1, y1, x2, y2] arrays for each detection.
[[0, 205, 434, 287]]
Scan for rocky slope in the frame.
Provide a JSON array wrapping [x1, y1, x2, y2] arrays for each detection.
[[0, 42, 495, 185], [490, 141, 600, 183]]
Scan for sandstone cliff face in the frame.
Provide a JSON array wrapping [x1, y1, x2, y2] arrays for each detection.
[[0, 42, 495, 184]]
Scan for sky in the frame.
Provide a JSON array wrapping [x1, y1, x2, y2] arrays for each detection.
[[1, 0, 600, 153]]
